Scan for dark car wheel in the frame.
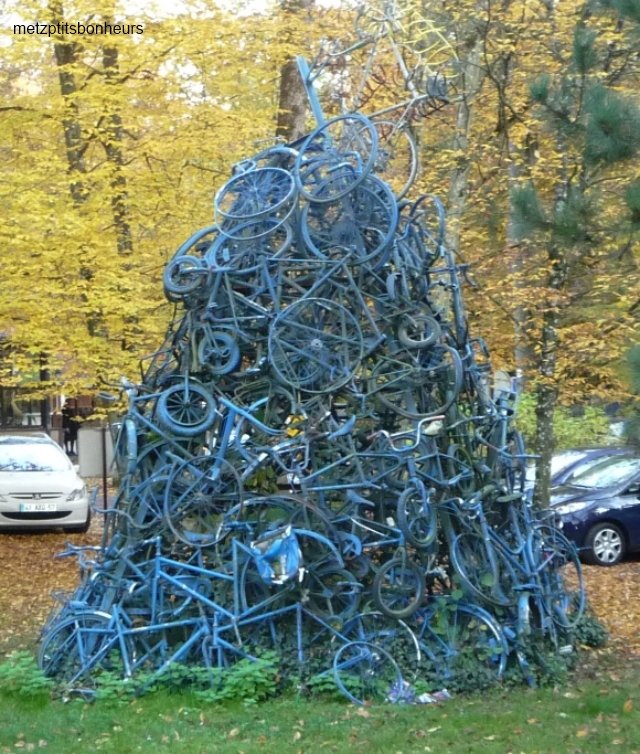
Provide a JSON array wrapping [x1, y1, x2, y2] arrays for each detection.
[[583, 522, 625, 567]]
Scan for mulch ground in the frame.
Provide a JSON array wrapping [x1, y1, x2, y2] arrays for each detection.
[[1, 490, 639, 656]]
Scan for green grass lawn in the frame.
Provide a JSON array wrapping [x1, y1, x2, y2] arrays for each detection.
[[1, 653, 638, 754]]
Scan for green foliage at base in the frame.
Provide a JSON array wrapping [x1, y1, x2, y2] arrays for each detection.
[[0, 651, 54, 698]]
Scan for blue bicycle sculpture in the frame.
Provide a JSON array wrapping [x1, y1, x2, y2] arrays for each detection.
[[39, 0, 584, 705]]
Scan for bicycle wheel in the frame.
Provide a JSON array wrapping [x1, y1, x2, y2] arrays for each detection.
[[534, 526, 585, 631], [342, 611, 421, 679], [416, 602, 508, 687], [372, 557, 426, 619], [237, 558, 288, 615], [407, 193, 446, 254], [164, 456, 244, 547], [196, 329, 241, 375], [302, 566, 361, 623], [451, 532, 517, 607], [269, 298, 364, 393], [127, 472, 172, 536], [490, 429, 527, 494], [38, 611, 128, 691], [367, 120, 419, 200], [368, 344, 463, 419], [397, 480, 437, 548], [209, 218, 293, 271], [445, 443, 477, 497], [216, 496, 297, 548], [214, 167, 297, 222], [233, 385, 299, 464], [397, 312, 441, 349], [163, 255, 209, 299], [294, 114, 379, 203], [333, 641, 403, 705], [156, 381, 217, 437], [300, 175, 398, 265]]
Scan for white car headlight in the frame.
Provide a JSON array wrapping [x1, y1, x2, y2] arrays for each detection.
[[554, 501, 591, 515], [66, 485, 87, 502]]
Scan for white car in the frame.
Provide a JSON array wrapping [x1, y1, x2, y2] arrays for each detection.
[[0, 434, 91, 532]]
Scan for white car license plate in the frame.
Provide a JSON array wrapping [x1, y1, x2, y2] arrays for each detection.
[[20, 503, 57, 512]]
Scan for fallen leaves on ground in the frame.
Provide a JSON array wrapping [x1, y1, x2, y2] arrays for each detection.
[[581, 560, 640, 655], [0, 479, 108, 653]]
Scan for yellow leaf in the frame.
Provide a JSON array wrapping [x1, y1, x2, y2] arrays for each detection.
[[623, 700, 633, 712]]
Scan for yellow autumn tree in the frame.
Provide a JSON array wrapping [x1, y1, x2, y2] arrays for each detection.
[[0, 0, 341, 397]]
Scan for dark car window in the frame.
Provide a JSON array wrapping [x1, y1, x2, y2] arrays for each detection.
[[569, 456, 640, 490], [0, 443, 71, 472]]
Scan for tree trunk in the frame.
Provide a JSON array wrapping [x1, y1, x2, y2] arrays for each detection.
[[533, 149, 569, 509], [275, 0, 314, 142], [49, 1, 87, 204], [102, 36, 134, 256], [444, 27, 485, 257]]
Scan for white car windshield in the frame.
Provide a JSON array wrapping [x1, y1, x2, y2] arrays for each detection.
[[569, 456, 640, 489], [526, 450, 590, 483], [0, 444, 71, 472], [550, 451, 591, 476]]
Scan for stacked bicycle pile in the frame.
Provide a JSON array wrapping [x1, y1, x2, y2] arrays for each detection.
[[39, 112, 586, 703]]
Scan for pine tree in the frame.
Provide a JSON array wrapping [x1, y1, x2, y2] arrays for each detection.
[[510, 9, 640, 505]]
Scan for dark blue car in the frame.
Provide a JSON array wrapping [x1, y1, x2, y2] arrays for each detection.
[[551, 455, 640, 566]]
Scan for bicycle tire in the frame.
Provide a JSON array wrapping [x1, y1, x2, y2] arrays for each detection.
[[445, 443, 477, 497], [408, 193, 446, 251], [372, 557, 426, 619], [164, 456, 244, 547], [415, 601, 508, 685], [268, 298, 364, 393], [163, 255, 209, 297], [196, 329, 241, 375], [342, 611, 421, 679], [451, 532, 517, 607], [397, 480, 437, 548], [303, 565, 361, 622], [368, 344, 463, 419], [114, 417, 138, 477], [294, 113, 379, 203], [300, 174, 398, 265], [369, 120, 418, 200], [156, 381, 217, 437], [397, 313, 441, 349], [534, 525, 585, 631], [214, 167, 297, 222], [208, 217, 293, 271], [38, 611, 129, 691], [333, 640, 404, 705]]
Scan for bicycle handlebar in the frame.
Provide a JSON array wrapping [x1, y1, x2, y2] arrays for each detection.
[[368, 415, 445, 451], [457, 484, 498, 514]]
